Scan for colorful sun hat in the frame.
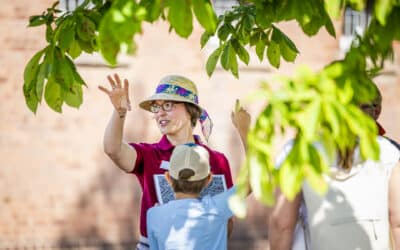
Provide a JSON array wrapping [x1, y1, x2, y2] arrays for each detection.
[[139, 75, 213, 141]]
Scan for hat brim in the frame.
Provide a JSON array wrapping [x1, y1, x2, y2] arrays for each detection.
[[139, 93, 203, 112]]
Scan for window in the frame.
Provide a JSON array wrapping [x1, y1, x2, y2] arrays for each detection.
[[212, 0, 238, 16], [339, 2, 372, 55], [59, 0, 86, 12]]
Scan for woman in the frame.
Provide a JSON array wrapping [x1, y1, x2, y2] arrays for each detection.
[[269, 136, 400, 249], [98, 74, 239, 250]]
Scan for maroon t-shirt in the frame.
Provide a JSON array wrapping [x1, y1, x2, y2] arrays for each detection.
[[129, 135, 233, 237]]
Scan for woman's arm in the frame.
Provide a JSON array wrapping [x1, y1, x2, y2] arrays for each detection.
[[269, 191, 302, 250], [389, 161, 400, 248], [99, 74, 137, 172], [231, 99, 251, 151]]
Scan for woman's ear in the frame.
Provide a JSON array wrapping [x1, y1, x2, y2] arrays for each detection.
[[165, 172, 172, 185]]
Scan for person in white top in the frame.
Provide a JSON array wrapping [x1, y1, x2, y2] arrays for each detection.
[[277, 85, 400, 250], [269, 136, 400, 250]]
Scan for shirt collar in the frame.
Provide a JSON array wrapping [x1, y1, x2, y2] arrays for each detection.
[[376, 121, 386, 136], [157, 135, 203, 151]]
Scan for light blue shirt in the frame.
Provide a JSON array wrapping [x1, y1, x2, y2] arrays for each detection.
[[147, 186, 236, 250]]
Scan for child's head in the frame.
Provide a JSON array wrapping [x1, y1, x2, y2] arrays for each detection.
[[167, 143, 211, 194]]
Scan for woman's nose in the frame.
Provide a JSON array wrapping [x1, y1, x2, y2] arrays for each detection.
[[157, 109, 167, 116]]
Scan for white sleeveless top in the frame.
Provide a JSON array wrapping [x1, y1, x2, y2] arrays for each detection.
[[301, 137, 399, 250]]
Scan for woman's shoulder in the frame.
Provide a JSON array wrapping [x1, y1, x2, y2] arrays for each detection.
[[377, 136, 400, 163]]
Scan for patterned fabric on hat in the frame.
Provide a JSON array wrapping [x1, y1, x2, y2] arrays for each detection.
[[156, 84, 199, 104], [200, 110, 213, 142]]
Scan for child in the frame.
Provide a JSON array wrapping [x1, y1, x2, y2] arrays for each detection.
[[146, 143, 238, 250]]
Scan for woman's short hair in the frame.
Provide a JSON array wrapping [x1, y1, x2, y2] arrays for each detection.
[[184, 103, 201, 128], [169, 168, 209, 194]]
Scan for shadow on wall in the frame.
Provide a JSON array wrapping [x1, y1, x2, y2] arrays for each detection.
[[56, 162, 141, 249], [55, 80, 150, 249]]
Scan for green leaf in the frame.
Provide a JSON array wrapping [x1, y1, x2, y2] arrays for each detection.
[[324, 0, 343, 18], [98, 12, 120, 65], [29, 15, 46, 27], [229, 46, 239, 78], [46, 24, 54, 43], [36, 61, 49, 103], [200, 31, 211, 48], [267, 40, 280, 68], [51, 49, 74, 90], [24, 49, 45, 88], [250, 31, 259, 46], [375, 0, 392, 25], [58, 22, 76, 50], [44, 77, 64, 113], [167, 0, 193, 38], [255, 4, 274, 28], [77, 38, 95, 54], [274, 27, 299, 53], [242, 15, 254, 35], [206, 47, 222, 77], [221, 42, 238, 77], [359, 132, 380, 161], [232, 39, 250, 65], [228, 194, 247, 218], [23, 48, 46, 113], [221, 43, 232, 70], [255, 40, 265, 61], [323, 101, 340, 137], [192, 0, 217, 33], [281, 42, 297, 62], [68, 39, 82, 59], [249, 153, 275, 205], [324, 15, 336, 37], [77, 16, 96, 41], [305, 147, 328, 195], [134, 6, 147, 21], [140, 0, 162, 22], [64, 83, 83, 108], [23, 83, 39, 113], [277, 28, 298, 62], [279, 159, 302, 200], [298, 99, 321, 140], [65, 56, 86, 86], [217, 24, 232, 41]]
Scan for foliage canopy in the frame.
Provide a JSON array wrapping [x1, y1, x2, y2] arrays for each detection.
[[25, 0, 400, 213]]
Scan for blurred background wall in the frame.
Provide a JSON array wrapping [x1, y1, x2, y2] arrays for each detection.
[[0, 0, 399, 249]]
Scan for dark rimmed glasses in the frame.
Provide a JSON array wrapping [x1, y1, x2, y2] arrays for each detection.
[[150, 101, 180, 113]]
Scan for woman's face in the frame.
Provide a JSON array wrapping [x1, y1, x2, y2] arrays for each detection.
[[151, 100, 192, 135], [360, 101, 381, 120]]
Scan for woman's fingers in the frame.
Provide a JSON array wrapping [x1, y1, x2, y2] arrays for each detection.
[[123, 79, 132, 110], [114, 73, 122, 88], [98, 85, 110, 95], [107, 75, 116, 89], [102, 74, 132, 113]]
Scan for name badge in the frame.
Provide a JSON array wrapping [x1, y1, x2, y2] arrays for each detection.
[[159, 160, 170, 170]]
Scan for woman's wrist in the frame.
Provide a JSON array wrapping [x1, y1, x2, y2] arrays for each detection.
[[118, 110, 127, 119]]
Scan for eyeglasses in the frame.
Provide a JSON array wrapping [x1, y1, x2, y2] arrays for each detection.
[[150, 101, 179, 113]]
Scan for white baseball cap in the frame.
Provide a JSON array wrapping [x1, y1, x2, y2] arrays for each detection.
[[169, 143, 210, 181]]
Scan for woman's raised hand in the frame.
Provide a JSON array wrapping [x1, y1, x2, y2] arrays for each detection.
[[231, 99, 251, 149], [99, 74, 132, 118]]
